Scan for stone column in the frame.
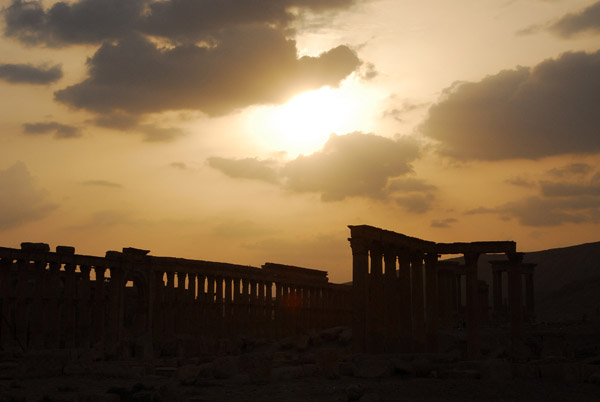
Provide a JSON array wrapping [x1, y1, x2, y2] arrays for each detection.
[[224, 277, 232, 336], [383, 248, 398, 352], [369, 242, 384, 353], [411, 253, 425, 352], [258, 281, 266, 337], [492, 267, 503, 318], [425, 253, 438, 353], [524, 268, 535, 323], [265, 281, 273, 338], [77, 265, 92, 348], [107, 266, 124, 354], [14, 259, 29, 349], [152, 271, 165, 343], [0, 258, 13, 350], [93, 266, 107, 346], [350, 237, 369, 353], [29, 260, 46, 349], [507, 252, 524, 343], [464, 252, 481, 359], [397, 250, 412, 352], [274, 282, 283, 338]]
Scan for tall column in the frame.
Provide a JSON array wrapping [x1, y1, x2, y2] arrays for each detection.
[[350, 237, 369, 353], [425, 253, 438, 352], [107, 267, 124, 353], [492, 268, 503, 318], [369, 242, 384, 353], [383, 249, 398, 352], [464, 252, 481, 359], [524, 269, 535, 323], [411, 253, 425, 352], [0, 258, 13, 350], [507, 252, 524, 344], [93, 266, 107, 346], [29, 260, 46, 349], [78, 265, 92, 348], [64, 264, 77, 348], [397, 251, 412, 352]]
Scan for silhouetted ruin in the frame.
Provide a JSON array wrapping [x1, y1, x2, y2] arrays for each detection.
[[0, 225, 536, 361], [348, 225, 535, 358], [0, 243, 350, 358]]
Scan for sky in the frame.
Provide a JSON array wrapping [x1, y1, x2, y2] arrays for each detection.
[[1, 0, 600, 283]]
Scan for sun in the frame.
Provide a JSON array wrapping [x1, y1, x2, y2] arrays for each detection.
[[248, 83, 373, 157]]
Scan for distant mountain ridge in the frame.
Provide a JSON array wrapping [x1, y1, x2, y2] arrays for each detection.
[[446, 241, 600, 322]]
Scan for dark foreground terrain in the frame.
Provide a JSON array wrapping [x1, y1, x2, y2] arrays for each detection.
[[1, 321, 599, 402]]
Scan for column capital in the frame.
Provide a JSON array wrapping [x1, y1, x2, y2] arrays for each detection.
[[349, 237, 369, 255], [464, 252, 480, 267], [506, 252, 524, 265]]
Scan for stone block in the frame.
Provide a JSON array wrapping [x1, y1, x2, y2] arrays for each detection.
[[20, 242, 50, 252], [354, 357, 392, 379], [212, 356, 239, 379]]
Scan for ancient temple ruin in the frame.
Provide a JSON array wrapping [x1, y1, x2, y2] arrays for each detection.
[[348, 225, 535, 358], [0, 225, 534, 359]]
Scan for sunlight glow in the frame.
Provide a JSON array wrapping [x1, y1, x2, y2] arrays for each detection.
[[248, 83, 372, 157]]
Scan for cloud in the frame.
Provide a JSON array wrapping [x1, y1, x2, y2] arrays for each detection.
[[54, 30, 360, 117], [207, 132, 428, 209], [0, 63, 62, 84], [207, 157, 280, 184], [546, 162, 593, 178], [81, 180, 122, 188], [0, 162, 56, 230], [505, 176, 535, 187], [467, 167, 600, 226], [169, 162, 188, 170], [22, 122, 81, 139], [549, 1, 600, 38], [2, 0, 146, 46], [421, 50, 600, 160], [431, 218, 457, 228], [282, 132, 420, 201], [3, 0, 356, 46], [500, 196, 600, 226]]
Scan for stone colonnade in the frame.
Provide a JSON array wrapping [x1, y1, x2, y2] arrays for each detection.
[[489, 260, 536, 326], [0, 243, 351, 357], [349, 225, 528, 358]]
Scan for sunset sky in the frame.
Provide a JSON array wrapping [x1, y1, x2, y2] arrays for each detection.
[[1, 0, 600, 283]]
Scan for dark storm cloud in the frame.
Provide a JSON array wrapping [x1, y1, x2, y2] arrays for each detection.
[[54, 31, 360, 116], [22, 122, 81, 139], [207, 157, 280, 184], [0, 162, 56, 230], [549, 1, 600, 38], [0, 63, 62, 84], [3, 0, 356, 46], [421, 50, 600, 160], [282, 132, 420, 201]]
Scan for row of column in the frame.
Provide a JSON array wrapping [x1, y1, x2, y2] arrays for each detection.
[[0, 258, 120, 352], [351, 240, 530, 358], [148, 271, 352, 349], [350, 239, 439, 354]]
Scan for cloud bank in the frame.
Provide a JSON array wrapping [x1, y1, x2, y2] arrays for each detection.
[[208, 132, 434, 211], [0, 162, 56, 230], [421, 50, 600, 160], [0, 63, 62, 84], [550, 1, 600, 38]]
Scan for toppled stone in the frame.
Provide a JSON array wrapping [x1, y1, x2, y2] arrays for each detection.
[[390, 358, 414, 376], [353, 357, 392, 379], [316, 348, 340, 379], [176, 364, 201, 385], [212, 356, 239, 379], [346, 384, 364, 401], [272, 365, 304, 381]]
